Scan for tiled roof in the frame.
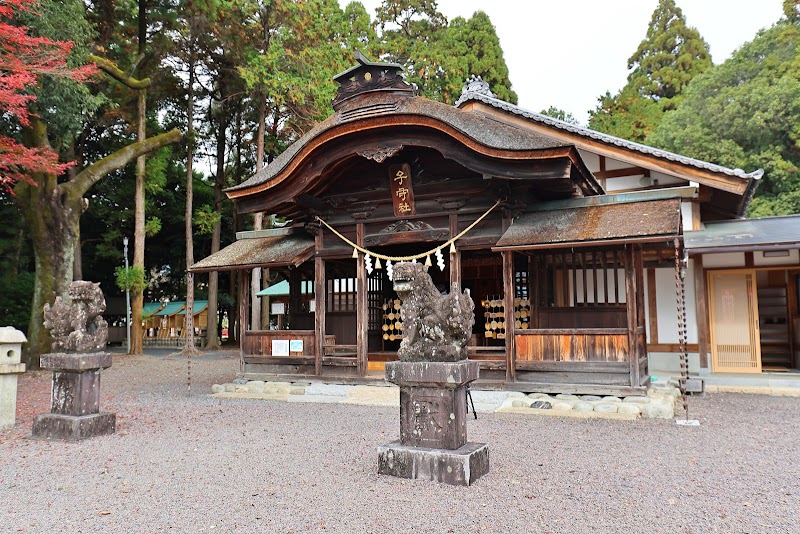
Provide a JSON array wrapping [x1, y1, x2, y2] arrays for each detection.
[[455, 90, 764, 182], [685, 215, 800, 251]]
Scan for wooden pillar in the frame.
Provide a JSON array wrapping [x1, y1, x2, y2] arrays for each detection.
[[449, 214, 461, 289], [288, 269, 299, 328], [530, 254, 538, 329], [502, 251, 516, 382], [693, 255, 710, 369], [356, 223, 368, 376], [238, 269, 249, 373], [624, 246, 639, 388], [314, 231, 325, 376], [635, 247, 647, 384], [647, 268, 659, 344]]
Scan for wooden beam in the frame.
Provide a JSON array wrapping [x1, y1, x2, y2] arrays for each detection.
[[503, 251, 516, 381], [648, 343, 700, 353], [314, 232, 325, 376], [238, 269, 249, 372], [745, 251, 754, 268], [356, 223, 368, 376], [647, 268, 659, 345], [594, 166, 648, 179], [693, 256, 710, 369]]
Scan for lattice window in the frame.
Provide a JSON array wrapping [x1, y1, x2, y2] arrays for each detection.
[[326, 277, 356, 312]]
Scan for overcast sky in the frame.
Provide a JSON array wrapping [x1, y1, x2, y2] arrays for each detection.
[[345, 0, 786, 124]]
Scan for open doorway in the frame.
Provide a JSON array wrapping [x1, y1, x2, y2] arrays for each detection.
[[709, 268, 799, 373], [756, 269, 798, 371]]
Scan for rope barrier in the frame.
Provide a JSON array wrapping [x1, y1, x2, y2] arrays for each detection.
[[314, 198, 502, 262]]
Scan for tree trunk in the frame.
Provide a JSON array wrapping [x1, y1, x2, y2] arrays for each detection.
[[15, 168, 79, 368], [251, 95, 266, 330], [14, 119, 181, 368], [131, 86, 146, 355], [73, 236, 82, 280], [205, 102, 226, 350], [182, 41, 197, 355]]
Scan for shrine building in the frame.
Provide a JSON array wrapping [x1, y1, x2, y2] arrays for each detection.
[[192, 54, 786, 396]]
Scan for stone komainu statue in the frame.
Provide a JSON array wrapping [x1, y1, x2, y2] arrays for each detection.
[[391, 262, 475, 362], [43, 281, 109, 353]]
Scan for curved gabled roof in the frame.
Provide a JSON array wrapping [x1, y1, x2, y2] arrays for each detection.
[[455, 88, 764, 182], [226, 91, 577, 197]]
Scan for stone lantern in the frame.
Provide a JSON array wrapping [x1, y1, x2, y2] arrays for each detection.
[[0, 327, 27, 430]]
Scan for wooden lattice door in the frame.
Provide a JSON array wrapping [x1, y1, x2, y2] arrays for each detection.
[[709, 271, 762, 373]]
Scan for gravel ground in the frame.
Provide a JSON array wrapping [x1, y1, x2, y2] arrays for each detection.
[[1, 350, 799, 533]]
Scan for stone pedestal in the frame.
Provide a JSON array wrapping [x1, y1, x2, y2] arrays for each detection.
[[0, 327, 27, 430], [378, 360, 489, 486], [32, 352, 115, 440]]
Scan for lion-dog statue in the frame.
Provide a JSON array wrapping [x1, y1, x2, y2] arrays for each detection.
[[43, 281, 109, 353], [391, 262, 475, 362]]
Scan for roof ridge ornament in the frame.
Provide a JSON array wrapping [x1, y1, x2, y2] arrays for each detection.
[[463, 75, 495, 98], [332, 50, 414, 110]]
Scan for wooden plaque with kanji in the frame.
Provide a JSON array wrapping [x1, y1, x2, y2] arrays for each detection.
[[389, 163, 416, 217]]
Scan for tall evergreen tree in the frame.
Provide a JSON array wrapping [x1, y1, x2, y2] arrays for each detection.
[[589, 0, 711, 141], [374, 0, 448, 100], [627, 0, 712, 105], [649, 8, 800, 217], [444, 11, 516, 105]]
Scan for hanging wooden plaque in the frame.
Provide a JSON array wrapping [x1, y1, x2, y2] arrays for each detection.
[[388, 163, 416, 217]]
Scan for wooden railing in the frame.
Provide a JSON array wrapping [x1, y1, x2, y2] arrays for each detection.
[[243, 330, 320, 357]]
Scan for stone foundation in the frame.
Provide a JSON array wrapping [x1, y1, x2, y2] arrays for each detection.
[[378, 441, 489, 486], [378, 360, 489, 486], [32, 352, 116, 441]]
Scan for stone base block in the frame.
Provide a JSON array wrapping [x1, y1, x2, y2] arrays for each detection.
[[32, 412, 116, 441], [378, 441, 489, 486]]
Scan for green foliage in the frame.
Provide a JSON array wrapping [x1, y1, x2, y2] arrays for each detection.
[[194, 204, 221, 234], [116, 265, 147, 293], [649, 17, 800, 216], [375, 0, 448, 100], [588, 85, 663, 141], [19, 0, 106, 148], [539, 106, 580, 125], [145, 217, 162, 237], [145, 148, 171, 195], [375, 3, 515, 104], [589, 0, 711, 141], [627, 0, 712, 104], [444, 12, 517, 104], [0, 271, 34, 332]]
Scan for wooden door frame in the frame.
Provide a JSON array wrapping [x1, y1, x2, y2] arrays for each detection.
[[707, 268, 762, 373]]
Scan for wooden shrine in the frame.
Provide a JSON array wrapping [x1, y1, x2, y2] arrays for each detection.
[[189, 54, 754, 396]]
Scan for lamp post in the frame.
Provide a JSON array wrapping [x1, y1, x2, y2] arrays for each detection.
[[123, 236, 131, 353]]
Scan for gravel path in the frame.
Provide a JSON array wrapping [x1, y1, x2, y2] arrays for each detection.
[[2, 351, 799, 533]]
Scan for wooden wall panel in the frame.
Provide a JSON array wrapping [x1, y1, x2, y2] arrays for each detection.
[[515, 331, 629, 363]]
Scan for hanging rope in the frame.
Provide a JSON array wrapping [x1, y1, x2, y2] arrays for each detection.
[[674, 237, 689, 420], [315, 198, 503, 262]]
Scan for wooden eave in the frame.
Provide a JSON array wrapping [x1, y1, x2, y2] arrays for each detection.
[[229, 116, 601, 216], [461, 101, 751, 196]]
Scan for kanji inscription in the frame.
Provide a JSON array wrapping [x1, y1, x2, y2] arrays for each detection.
[[389, 163, 416, 217]]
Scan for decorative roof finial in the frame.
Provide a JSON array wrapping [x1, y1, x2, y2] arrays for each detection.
[[462, 75, 494, 98], [331, 51, 413, 110]]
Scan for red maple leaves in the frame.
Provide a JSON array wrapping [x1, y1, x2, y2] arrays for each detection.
[[0, 0, 96, 192]]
